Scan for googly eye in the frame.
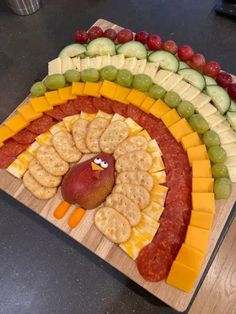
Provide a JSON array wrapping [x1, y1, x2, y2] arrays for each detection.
[[101, 161, 108, 169], [94, 158, 102, 165]]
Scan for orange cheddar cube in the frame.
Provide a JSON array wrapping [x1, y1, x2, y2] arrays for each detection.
[[58, 86, 77, 100], [175, 243, 205, 271], [161, 109, 181, 127], [149, 99, 171, 118], [140, 96, 155, 113], [0, 142, 3, 148], [187, 144, 208, 165], [45, 90, 66, 106], [181, 132, 202, 151], [190, 211, 214, 230], [0, 125, 15, 142], [185, 225, 210, 253], [192, 192, 216, 214], [18, 103, 43, 122], [192, 160, 212, 178], [4, 114, 28, 133], [83, 82, 102, 98], [30, 96, 52, 113], [113, 85, 130, 104], [126, 89, 146, 107], [100, 80, 117, 99], [192, 177, 214, 193], [71, 82, 85, 95], [169, 118, 193, 142]]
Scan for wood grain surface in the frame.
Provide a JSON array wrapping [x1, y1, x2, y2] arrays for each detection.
[[0, 18, 236, 312]]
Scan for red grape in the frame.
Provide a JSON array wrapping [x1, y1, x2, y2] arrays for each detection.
[[178, 45, 194, 61], [104, 28, 117, 41], [135, 31, 149, 44], [147, 34, 162, 51], [74, 30, 88, 44], [162, 40, 178, 54], [228, 83, 236, 100], [203, 61, 221, 78], [88, 26, 103, 40], [117, 28, 133, 43], [216, 72, 232, 88], [188, 53, 206, 70]]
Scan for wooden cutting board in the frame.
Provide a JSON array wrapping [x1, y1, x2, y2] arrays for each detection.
[[0, 18, 236, 312]]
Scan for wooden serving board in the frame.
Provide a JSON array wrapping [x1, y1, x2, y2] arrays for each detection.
[[0, 19, 236, 312]]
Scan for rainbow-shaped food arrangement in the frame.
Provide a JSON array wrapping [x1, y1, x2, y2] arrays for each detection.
[[1, 24, 236, 294]]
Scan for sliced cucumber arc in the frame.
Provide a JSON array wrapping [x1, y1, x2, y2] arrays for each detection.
[[148, 50, 179, 72], [206, 85, 230, 115], [117, 41, 147, 60], [178, 68, 205, 91], [178, 61, 190, 71], [59, 44, 86, 58], [204, 75, 217, 86], [229, 100, 236, 112], [226, 112, 236, 131], [86, 38, 116, 57]]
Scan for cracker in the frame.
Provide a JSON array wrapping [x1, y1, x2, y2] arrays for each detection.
[[100, 121, 129, 154], [105, 193, 141, 226], [23, 170, 57, 200], [36, 145, 69, 176], [116, 171, 154, 191], [115, 150, 152, 173], [52, 130, 81, 163], [95, 207, 131, 244], [114, 135, 148, 159], [72, 118, 90, 153], [112, 183, 150, 210], [86, 117, 110, 152], [29, 158, 62, 188]]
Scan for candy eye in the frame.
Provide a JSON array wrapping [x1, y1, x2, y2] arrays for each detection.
[[101, 161, 108, 169], [94, 158, 102, 165]]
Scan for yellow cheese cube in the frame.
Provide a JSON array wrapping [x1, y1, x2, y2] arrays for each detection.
[[125, 118, 143, 135], [167, 261, 199, 292], [45, 91, 65, 106], [135, 213, 160, 241], [161, 109, 181, 127], [30, 96, 52, 113], [192, 193, 216, 214], [49, 121, 67, 135], [18, 103, 43, 122], [138, 129, 151, 140], [80, 112, 96, 121], [149, 154, 165, 173], [169, 118, 193, 142], [175, 243, 205, 271], [18, 150, 34, 165], [71, 82, 85, 95], [26, 141, 40, 156], [100, 80, 117, 99], [187, 145, 208, 165], [113, 85, 130, 104], [4, 114, 28, 133], [190, 211, 214, 230], [126, 89, 146, 107], [185, 225, 210, 253], [142, 201, 164, 221], [140, 96, 155, 113], [63, 114, 80, 131], [0, 126, 15, 142], [58, 86, 77, 100], [192, 177, 214, 193], [6, 158, 28, 178], [83, 82, 102, 98], [151, 170, 166, 184], [0, 142, 3, 148], [150, 184, 168, 206], [96, 111, 113, 120], [192, 160, 212, 178], [181, 132, 202, 151], [35, 131, 52, 145], [149, 99, 171, 118]]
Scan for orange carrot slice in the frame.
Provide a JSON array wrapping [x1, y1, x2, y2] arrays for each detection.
[[54, 201, 70, 219], [68, 207, 85, 228]]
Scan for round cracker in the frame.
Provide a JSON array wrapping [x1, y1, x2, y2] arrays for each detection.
[[72, 118, 90, 153], [86, 117, 110, 153], [114, 135, 148, 159], [116, 171, 154, 191], [115, 150, 152, 173]]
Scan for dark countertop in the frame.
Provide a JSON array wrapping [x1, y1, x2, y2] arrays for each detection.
[[0, 1, 235, 313]]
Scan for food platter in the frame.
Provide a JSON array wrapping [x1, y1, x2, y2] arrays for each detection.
[[0, 19, 236, 312]]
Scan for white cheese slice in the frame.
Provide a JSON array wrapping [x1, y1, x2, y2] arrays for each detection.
[[225, 156, 236, 167], [133, 59, 147, 75], [111, 54, 125, 69], [122, 57, 137, 73], [212, 120, 231, 134], [218, 128, 236, 145], [71, 57, 78, 69], [48, 57, 62, 75], [61, 57, 74, 73], [73, 57, 81, 71], [143, 62, 159, 79], [205, 112, 226, 128], [227, 166, 236, 182], [80, 57, 90, 71], [172, 80, 191, 96], [197, 103, 217, 117], [191, 93, 211, 109], [153, 69, 172, 85], [159, 73, 183, 91], [222, 143, 236, 157], [181, 85, 200, 101], [89, 57, 102, 70], [100, 55, 111, 68], [95, 56, 103, 69]]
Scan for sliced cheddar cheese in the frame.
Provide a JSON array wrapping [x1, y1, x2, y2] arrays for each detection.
[[150, 184, 168, 206], [63, 114, 80, 131], [125, 117, 143, 135], [192, 192, 216, 214], [35, 131, 53, 145], [175, 243, 205, 271], [18, 150, 34, 165], [80, 112, 96, 121], [169, 118, 193, 143], [100, 80, 117, 99], [58, 86, 77, 100], [26, 141, 40, 156], [96, 111, 113, 121], [113, 85, 130, 104], [45, 90, 66, 106], [138, 129, 151, 141], [161, 109, 181, 127], [181, 132, 202, 151], [149, 99, 171, 118], [192, 177, 214, 193], [192, 159, 212, 178], [83, 82, 102, 98], [147, 139, 162, 156], [149, 153, 165, 173], [71, 82, 85, 95], [135, 213, 160, 242], [0, 125, 15, 143], [18, 103, 43, 122], [142, 201, 164, 221], [4, 114, 28, 133], [126, 89, 146, 107], [190, 211, 214, 230], [187, 144, 208, 165], [6, 158, 28, 178], [151, 170, 166, 184], [30, 96, 52, 113], [140, 96, 155, 113], [185, 225, 210, 253]]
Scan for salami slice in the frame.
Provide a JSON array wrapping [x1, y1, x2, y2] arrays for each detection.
[[0, 139, 28, 157], [27, 115, 53, 134], [166, 187, 191, 206], [93, 97, 114, 114], [127, 105, 143, 124], [60, 101, 78, 116], [161, 201, 191, 225], [74, 96, 97, 113], [0, 152, 15, 169], [12, 129, 36, 145], [45, 106, 67, 121], [111, 101, 128, 117]]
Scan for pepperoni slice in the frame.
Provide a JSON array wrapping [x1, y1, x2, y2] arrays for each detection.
[[111, 101, 128, 117], [127, 105, 143, 124], [166, 187, 191, 207], [74, 96, 97, 113], [45, 106, 67, 121], [27, 115, 53, 134], [93, 97, 114, 114], [0, 139, 28, 157], [12, 129, 36, 145], [162, 201, 191, 225], [0, 152, 16, 169], [60, 101, 78, 116]]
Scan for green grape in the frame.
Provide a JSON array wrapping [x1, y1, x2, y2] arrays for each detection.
[[214, 177, 232, 199], [116, 69, 133, 87], [132, 74, 152, 92], [212, 163, 229, 178], [30, 82, 46, 96], [188, 114, 209, 134], [65, 69, 80, 83], [45, 74, 66, 90], [148, 85, 166, 99], [164, 91, 181, 108], [177, 101, 194, 119], [81, 68, 100, 82], [203, 130, 220, 147], [100, 65, 118, 81], [208, 146, 227, 163]]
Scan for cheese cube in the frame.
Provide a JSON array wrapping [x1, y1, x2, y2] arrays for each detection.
[[197, 103, 217, 117], [0, 126, 15, 142], [142, 201, 164, 221], [49, 121, 66, 135], [159, 73, 183, 91], [191, 93, 211, 109], [222, 143, 236, 157], [138, 130, 151, 140], [151, 170, 166, 184], [80, 57, 90, 71], [192, 193, 216, 214], [48, 57, 62, 75], [0, 142, 3, 148], [18, 103, 43, 122], [58, 86, 77, 100], [147, 140, 162, 156], [26, 141, 40, 156], [167, 261, 199, 292], [161, 109, 181, 127], [218, 129, 236, 145], [125, 118, 143, 135], [80, 112, 96, 121], [63, 114, 80, 131], [61, 56, 74, 73], [182, 85, 200, 101], [83, 82, 102, 98], [153, 69, 172, 85], [192, 160, 212, 178], [45, 91, 65, 106], [113, 85, 130, 104], [227, 166, 236, 183], [17, 150, 34, 165], [187, 145, 208, 165], [133, 59, 147, 75], [192, 177, 214, 193], [175, 243, 205, 271], [100, 55, 111, 68], [169, 118, 193, 142], [172, 80, 191, 96], [111, 54, 125, 69], [35, 131, 53, 145], [111, 113, 125, 122], [89, 56, 102, 69], [190, 211, 214, 230], [185, 225, 210, 253], [140, 96, 155, 113], [149, 154, 165, 173], [4, 114, 28, 133], [71, 82, 85, 95], [181, 132, 202, 150], [149, 99, 171, 118], [100, 80, 118, 99], [150, 184, 168, 206], [205, 112, 226, 128], [135, 213, 160, 242], [122, 57, 137, 73], [96, 111, 113, 121], [212, 121, 231, 134], [6, 158, 28, 178], [30, 96, 52, 113], [126, 89, 146, 107]]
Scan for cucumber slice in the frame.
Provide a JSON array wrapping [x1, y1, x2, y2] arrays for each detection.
[[86, 38, 116, 57], [117, 41, 147, 60], [59, 44, 86, 58], [226, 112, 236, 131], [148, 50, 179, 72], [229, 100, 236, 112], [204, 75, 217, 86], [206, 85, 230, 114], [178, 61, 190, 70], [178, 68, 205, 91]]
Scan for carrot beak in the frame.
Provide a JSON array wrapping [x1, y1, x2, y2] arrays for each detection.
[[91, 162, 104, 171]]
